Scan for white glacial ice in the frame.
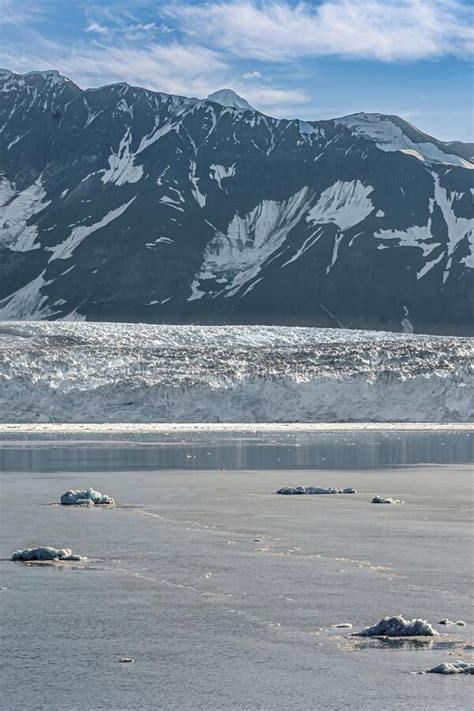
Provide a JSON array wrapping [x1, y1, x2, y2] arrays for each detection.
[[60, 488, 114, 506], [0, 322, 471, 423], [276, 486, 356, 495], [356, 616, 438, 637], [11, 547, 85, 562]]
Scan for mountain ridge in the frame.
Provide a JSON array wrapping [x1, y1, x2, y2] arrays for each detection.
[[0, 68, 473, 334]]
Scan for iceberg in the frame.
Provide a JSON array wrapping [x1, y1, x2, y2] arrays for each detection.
[[60, 488, 114, 506], [371, 496, 403, 504], [277, 486, 356, 495], [356, 616, 439, 637], [426, 661, 474, 675], [11, 547, 85, 562]]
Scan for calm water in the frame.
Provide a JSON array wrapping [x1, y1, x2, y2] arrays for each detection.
[[0, 429, 472, 473], [1, 430, 473, 710]]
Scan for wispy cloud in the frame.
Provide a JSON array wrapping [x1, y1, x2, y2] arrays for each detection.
[[86, 22, 108, 35], [242, 70, 262, 79], [0, 0, 472, 134], [168, 0, 474, 61]]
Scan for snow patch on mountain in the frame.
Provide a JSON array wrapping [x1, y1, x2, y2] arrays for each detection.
[[207, 89, 255, 111], [432, 174, 474, 280], [49, 198, 136, 261], [190, 161, 206, 207], [307, 180, 374, 231], [375, 225, 439, 258], [336, 114, 474, 169], [188, 188, 312, 299], [0, 272, 52, 319], [210, 164, 236, 190], [101, 128, 143, 186], [0, 176, 50, 251]]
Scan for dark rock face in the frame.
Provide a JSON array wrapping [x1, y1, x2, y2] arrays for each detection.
[[1, 69, 473, 334]]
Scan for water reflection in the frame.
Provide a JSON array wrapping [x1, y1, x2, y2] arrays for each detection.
[[0, 430, 471, 473], [353, 638, 463, 651]]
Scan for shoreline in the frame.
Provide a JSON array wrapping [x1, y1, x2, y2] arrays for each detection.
[[0, 422, 473, 435]]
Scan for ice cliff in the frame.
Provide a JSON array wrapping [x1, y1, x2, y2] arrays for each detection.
[[0, 322, 472, 423]]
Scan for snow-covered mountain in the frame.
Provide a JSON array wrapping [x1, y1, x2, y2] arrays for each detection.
[[0, 69, 473, 334]]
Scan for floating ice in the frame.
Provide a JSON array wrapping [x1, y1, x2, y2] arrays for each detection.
[[60, 488, 114, 506], [439, 619, 466, 626], [332, 623, 353, 629], [371, 496, 403, 504], [11, 547, 85, 562], [356, 616, 439, 637], [426, 661, 474, 675], [276, 486, 356, 495]]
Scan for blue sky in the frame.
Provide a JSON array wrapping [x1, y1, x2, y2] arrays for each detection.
[[1, 0, 473, 140]]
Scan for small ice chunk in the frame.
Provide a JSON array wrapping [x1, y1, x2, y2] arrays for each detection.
[[11, 547, 85, 562], [332, 623, 353, 628], [456, 620, 466, 626], [427, 661, 474, 674], [60, 488, 114, 506], [277, 486, 356, 495], [371, 496, 403, 504], [438, 619, 466, 626], [357, 615, 439, 637], [119, 657, 135, 663]]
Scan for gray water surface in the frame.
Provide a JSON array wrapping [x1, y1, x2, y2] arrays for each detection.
[[1, 430, 473, 710]]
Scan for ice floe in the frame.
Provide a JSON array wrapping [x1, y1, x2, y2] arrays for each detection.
[[426, 661, 474, 675], [60, 488, 114, 506], [11, 547, 85, 562], [356, 615, 438, 637], [438, 619, 466, 626], [371, 496, 403, 504], [276, 486, 356, 495]]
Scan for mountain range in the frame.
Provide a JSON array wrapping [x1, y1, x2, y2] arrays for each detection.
[[0, 69, 473, 334]]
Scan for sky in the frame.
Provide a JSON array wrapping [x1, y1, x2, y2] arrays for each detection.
[[1, 0, 473, 141]]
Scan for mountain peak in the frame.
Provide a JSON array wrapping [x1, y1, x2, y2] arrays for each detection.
[[0, 68, 72, 87], [206, 89, 255, 111]]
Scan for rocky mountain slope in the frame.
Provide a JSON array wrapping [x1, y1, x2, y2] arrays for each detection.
[[0, 69, 473, 334]]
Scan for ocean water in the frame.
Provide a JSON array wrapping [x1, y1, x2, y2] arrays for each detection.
[[1, 429, 473, 710]]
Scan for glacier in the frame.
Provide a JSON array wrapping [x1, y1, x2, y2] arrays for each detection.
[[0, 321, 472, 423]]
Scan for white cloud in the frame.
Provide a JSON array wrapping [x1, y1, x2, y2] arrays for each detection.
[[86, 22, 108, 34], [168, 0, 473, 61], [242, 70, 262, 79]]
